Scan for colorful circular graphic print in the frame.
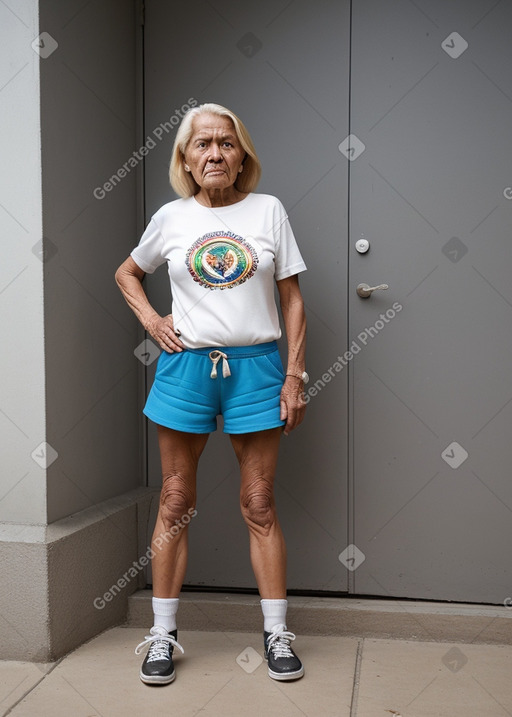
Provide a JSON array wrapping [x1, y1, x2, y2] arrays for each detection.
[[185, 231, 258, 290]]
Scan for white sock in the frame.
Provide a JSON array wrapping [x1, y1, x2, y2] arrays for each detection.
[[260, 599, 288, 632], [152, 597, 179, 632]]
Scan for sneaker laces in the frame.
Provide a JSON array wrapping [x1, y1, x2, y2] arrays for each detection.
[[135, 626, 184, 663], [267, 624, 297, 659]]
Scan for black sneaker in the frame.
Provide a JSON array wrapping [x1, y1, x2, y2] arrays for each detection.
[[264, 623, 304, 681], [135, 626, 184, 685]]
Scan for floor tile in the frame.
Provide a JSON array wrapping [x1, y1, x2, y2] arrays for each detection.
[[0, 661, 54, 717], [355, 639, 512, 717]]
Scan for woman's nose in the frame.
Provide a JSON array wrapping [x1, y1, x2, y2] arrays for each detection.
[[208, 144, 222, 161]]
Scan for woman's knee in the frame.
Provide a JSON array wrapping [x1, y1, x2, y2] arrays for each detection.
[[159, 473, 195, 531], [240, 478, 276, 533]]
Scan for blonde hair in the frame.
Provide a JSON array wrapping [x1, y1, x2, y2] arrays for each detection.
[[169, 103, 262, 198]]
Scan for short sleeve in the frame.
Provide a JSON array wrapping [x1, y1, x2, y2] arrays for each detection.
[[130, 218, 166, 274], [273, 200, 307, 281]]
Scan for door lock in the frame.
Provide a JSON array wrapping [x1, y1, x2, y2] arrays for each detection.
[[356, 283, 389, 298]]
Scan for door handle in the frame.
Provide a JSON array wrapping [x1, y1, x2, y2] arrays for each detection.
[[356, 283, 389, 298]]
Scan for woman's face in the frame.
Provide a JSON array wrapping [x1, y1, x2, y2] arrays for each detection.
[[183, 113, 246, 193]]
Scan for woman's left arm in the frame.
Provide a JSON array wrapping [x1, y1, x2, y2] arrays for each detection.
[[277, 274, 307, 435]]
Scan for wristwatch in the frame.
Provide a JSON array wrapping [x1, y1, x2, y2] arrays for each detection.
[[286, 371, 309, 384]]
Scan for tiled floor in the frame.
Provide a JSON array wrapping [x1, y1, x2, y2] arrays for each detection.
[[2, 627, 511, 716]]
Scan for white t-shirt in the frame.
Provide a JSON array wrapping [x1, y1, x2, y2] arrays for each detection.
[[130, 193, 307, 349]]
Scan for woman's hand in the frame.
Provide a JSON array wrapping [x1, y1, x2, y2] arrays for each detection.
[[146, 313, 185, 353], [280, 376, 306, 435], [114, 258, 186, 354]]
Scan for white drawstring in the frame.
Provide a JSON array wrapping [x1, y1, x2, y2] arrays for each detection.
[[208, 350, 231, 379]]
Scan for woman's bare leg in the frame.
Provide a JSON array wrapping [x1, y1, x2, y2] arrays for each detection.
[[230, 427, 286, 598], [151, 426, 209, 598]]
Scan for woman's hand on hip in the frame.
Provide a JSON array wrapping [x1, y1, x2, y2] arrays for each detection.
[[280, 376, 306, 435], [147, 314, 185, 353]]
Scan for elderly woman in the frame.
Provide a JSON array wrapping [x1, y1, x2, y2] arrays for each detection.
[[115, 103, 308, 685]]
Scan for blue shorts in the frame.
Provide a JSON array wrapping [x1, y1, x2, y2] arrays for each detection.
[[143, 341, 286, 434]]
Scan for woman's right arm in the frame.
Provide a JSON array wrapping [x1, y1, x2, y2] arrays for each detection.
[[115, 256, 185, 353]]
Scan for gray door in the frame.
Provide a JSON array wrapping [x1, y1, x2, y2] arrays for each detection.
[[349, 0, 512, 602], [142, 0, 350, 592], [142, 0, 512, 602]]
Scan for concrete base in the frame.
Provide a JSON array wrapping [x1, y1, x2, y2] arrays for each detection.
[[0, 488, 156, 661], [128, 589, 512, 645]]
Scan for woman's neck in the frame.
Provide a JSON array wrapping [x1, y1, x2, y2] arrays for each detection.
[[194, 187, 247, 208]]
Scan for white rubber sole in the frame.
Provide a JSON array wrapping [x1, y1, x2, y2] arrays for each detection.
[[267, 665, 305, 681], [139, 669, 176, 685]]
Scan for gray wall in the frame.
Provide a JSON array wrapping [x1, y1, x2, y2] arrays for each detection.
[[0, 0, 142, 527], [40, 0, 141, 522], [0, 0, 46, 525]]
